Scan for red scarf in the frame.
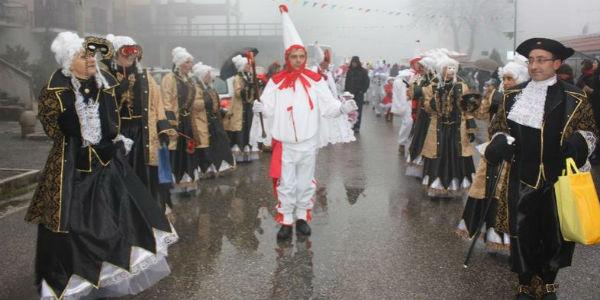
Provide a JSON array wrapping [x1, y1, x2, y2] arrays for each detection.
[[271, 45, 322, 110]]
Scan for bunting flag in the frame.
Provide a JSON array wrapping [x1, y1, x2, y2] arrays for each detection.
[[269, 0, 512, 20]]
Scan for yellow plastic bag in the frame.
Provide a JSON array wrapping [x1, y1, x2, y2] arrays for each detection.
[[554, 158, 600, 245]]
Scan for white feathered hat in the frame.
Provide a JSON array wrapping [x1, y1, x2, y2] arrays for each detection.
[[232, 54, 248, 72], [279, 5, 304, 52], [499, 54, 530, 85], [172, 47, 193, 67], [51, 31, 84, 77], [106, 34, 136, 51]]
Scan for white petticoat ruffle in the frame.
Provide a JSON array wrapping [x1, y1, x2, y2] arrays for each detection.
[[41, 226, 178, 300]]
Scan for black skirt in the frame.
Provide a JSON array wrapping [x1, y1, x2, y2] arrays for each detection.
[[422, 121, 475, 196], [35, 150, 177, 299], [408, 107, 430, 162], [120, 118, 150, 185], [171, 114, 200, 183]]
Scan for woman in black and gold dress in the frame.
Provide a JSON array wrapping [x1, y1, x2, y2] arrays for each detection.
[[25, 32, 177, 299], [191, 62, 236, 177]]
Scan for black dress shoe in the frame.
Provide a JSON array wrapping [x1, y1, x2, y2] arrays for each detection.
[[515, 285, 535, 300], [541, 283, 558, 300], [277, 225, 293, 240], [295, 219, 311, 236]]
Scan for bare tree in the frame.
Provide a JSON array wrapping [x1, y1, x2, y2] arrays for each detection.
[[407, 0, 512, 59]]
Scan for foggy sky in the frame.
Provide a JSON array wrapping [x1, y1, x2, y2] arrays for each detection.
[[234, 0, 600, 64]]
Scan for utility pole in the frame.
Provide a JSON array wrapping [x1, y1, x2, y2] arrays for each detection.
[[513, 0, 518, 51], [77, 0, 86, 35]]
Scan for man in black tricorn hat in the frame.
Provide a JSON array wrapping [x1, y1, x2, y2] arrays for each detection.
[[485, 38, 599, 299]]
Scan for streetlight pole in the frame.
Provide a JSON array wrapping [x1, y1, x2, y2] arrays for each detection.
[[513, 0, 518, 51]]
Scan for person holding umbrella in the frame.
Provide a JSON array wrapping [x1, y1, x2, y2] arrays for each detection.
[[485, 38, 598, 299], [253, 5, 358, 240]]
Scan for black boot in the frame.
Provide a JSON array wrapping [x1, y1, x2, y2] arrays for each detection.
[[515, 285, 535, 300], [277, 225, 293, 240], [541, 283, 558, 300], [295, 219, 311, 236]]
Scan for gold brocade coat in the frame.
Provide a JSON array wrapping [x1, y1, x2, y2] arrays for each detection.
[[25, 70, 119, 232], [160, 71, 195, 150], [116, 69, 174, 166], [222, 74, 246, 132], [420, 79, 475, 159], [191, 83, 221, 148]]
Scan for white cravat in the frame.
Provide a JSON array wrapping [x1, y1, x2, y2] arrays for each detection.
[[507, 75, 557, 129]]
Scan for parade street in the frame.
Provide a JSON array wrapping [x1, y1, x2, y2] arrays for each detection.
[[1, 111, 599, 300]]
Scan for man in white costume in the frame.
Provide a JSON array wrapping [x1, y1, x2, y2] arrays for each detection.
[[253, 4, 358, 240], [391, 69, 414, 154]]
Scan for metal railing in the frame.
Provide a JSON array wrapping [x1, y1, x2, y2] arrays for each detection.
[[150, 23, 282, 37], [0, 1, 29, 27]]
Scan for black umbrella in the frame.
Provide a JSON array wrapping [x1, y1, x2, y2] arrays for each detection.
[[219, 47, 259, 80]]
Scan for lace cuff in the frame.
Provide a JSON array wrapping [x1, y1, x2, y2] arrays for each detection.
[[577, 130, 597, 156], [113, 134, 134, 155]]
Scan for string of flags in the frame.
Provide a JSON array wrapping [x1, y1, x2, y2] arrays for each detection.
[[270, 0, 511, 21]]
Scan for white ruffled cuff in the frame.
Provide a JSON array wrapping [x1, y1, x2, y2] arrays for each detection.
[[113, 134, 134, 155]]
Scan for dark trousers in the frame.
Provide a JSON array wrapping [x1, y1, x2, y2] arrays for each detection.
[[353, 100, 364, 132], [509, 181, 574, 284]]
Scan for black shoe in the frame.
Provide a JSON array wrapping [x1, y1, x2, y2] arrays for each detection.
[[295, 219, 311, 236], [277, 225, 293, 240], [515, 285, 534, 300], [541, 283, 558, 300]]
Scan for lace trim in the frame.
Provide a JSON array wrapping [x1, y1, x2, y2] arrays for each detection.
[[507, 76, 557, 129], [72, 77, 102, 147], [577, 130, 597, 156], [42, 226, 178, 299], [113, 134, 134, 155]]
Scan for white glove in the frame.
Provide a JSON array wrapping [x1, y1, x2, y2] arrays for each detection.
[[341, 100, 358, 114], [253, 100, 265, 113]]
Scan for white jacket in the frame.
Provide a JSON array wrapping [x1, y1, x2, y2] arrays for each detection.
[[260, 75, 343, 145]]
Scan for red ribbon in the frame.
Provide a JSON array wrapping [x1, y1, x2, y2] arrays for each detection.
[[271, 45, 322, 111]]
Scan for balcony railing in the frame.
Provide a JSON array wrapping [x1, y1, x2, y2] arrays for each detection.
[[150, 23, 282, 37], [0, 1, 29, 28]]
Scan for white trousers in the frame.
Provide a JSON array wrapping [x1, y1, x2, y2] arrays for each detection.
[[276, 144, 317, 225], [397, 113, 413, 146]]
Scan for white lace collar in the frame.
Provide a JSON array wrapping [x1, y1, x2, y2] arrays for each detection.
[[507, 76, 557, 129]]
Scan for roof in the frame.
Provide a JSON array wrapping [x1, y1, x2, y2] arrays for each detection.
[[559, 33, 600, 54]]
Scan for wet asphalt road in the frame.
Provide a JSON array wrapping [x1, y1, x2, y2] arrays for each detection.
[[1, 109, 600, 300]]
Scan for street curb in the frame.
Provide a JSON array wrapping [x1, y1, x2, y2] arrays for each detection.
[[0, 168, 39, 201]]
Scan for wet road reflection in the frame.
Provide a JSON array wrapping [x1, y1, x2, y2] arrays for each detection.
[[129, 111, 600, 300]]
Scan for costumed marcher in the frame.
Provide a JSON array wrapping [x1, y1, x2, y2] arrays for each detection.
[[344, 56, 370, 132], [191, 62, 236, 177], [369, 61, 388, 117], [485, 38, 598, 299], [26, 32, 177, 300], [421, 53, 475, 198], [381, 77, 394, 121], [310, 43, 356, 146], [253, 5, 358, 240], [223, 54, 259, 162], [456, 54, 530, 252], [249, 66, 274, 152], [161, 47, 200, 190], [391, 69, 414, 154], [405, 55, 435, 177], [105, 34, 176, 210]]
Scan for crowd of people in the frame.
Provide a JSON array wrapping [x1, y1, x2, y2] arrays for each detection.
[[355, 38, 599, 299], [22, 2, 600, 299]]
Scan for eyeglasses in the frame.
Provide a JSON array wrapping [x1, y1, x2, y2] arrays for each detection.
[[502, 76, 515, 81], [528, 57, 557, 65]]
